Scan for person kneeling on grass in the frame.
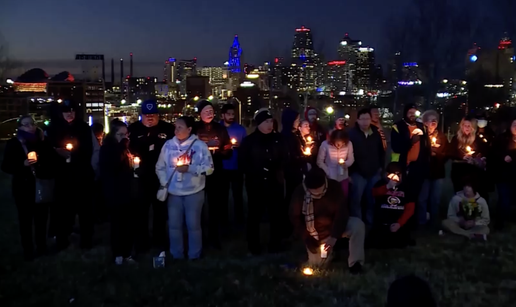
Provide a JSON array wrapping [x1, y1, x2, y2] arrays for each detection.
[[367, 162, 416, 249], [441, 181, 490, 240], [290, 167, 365, 275]]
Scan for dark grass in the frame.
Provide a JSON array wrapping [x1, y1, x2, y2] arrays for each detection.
[[1, 152, 516, 306]]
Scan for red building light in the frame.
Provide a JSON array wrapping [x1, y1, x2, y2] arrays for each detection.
[[296, 26, 310, 32], [275, 58, 279, 63], [328, 61, 346, 65]]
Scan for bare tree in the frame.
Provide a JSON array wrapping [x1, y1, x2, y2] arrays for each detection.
[[0, 33, 19, 81], [384, 0, 482, 109]]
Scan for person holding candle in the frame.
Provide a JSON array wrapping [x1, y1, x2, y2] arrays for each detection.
[[367, 162, 417, 249], [239, 109, 288, 255], [46, 99, 96, 251], [305, 107, 327, 148], [156, 116, 214, 260], [128, 99, 175, 256], [290, 167, 365, 274], [348, 108, 385, 225], [417, 110, 448, 227], [99, 119, 138, 265], [2, 115, 58, 260], [447, 117, 487, 196], [317, 129, 354, 198], [194, 100, 232, 249], [219, 104, 247, 228], [298, 119, 318, 163], [282, 108, 309, 240]]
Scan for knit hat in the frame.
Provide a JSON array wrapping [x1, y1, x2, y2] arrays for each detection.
[[59, 99, 77, 112], [254, 108, 272, 126], [403, 103, 417, 118], [142, 99, 158, 114], [196, 100, 213, 114]]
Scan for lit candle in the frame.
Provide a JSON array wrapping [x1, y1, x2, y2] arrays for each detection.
[[338, 158, 345, 175], [303, 147, 311, 156], [27, 151, 37, 162], [133, 156, 140, 177], [307, 136, 312, 143], [465, 146, 475, 156], [176, 159, 184, 182], [65, 143, 73, 163], [302, 267, 313, 276], [320, 244, 327, 259], [432, 137, 437, 146], [231, 138, 237, 145]]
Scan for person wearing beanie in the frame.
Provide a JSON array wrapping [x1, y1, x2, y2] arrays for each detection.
[[194, 99, 232, 249], [386, 275, 437, 307], [289, 167, 365, 274], [391, 103, 431, 214], [305, 107, 327, 147], [128, 98, 175, 256], [45, 99, 97, 251], [239, 108, 288, 255], [366, 162, 417, 249], [219, 103, 247, 227]]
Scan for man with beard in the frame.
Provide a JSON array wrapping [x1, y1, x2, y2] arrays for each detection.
[[195, 100, 232, 248], [220, 103, 247, 227], [46, 99, 95, 251], [239, 108, 288, 255], [391, 104, 431, 204], [128, 99, 174, 256], [305, 107, 327, 147]]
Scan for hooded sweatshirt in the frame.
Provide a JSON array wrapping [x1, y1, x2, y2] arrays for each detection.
[[447, 191, 490, 226], [155, 134, 214, 196]]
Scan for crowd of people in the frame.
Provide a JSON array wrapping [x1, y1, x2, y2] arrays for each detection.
[[3, 98, 514, 276]]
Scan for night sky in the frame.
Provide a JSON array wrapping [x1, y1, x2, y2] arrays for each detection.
[[0, 0, 505, 78]]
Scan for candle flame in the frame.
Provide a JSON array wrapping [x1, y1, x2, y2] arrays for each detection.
[[133, 157, 140, 164], [177, 160, 184, 166], [302, 267, 313, 276], [65, 143, 73, 150], [303, 147, 311, 155], [466, 146, 471, 152], [339, 158, 345, 164], [231, 138, 237, 145], [432, 137, 437, 143], [307, 136, 312, 142]]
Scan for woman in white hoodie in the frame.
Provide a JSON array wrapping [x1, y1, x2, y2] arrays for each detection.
[[156, 116, 214, 259], [317, 129, 354, 197]]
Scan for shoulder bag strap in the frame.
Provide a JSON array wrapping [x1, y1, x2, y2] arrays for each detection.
[[164, 139, 197, 188]]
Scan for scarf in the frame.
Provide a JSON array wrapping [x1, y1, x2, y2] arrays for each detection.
[[302, 177, 328, 240]]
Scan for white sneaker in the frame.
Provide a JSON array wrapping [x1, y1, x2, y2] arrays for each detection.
[[158, 251, 166, 258], [124, 256, 137, 264], [115, 256, 123, 265]]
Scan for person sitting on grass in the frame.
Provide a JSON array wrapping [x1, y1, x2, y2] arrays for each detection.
[[289, 167, 365, 275], [441, 181, 490, 240], [367, 162, 416, 249]]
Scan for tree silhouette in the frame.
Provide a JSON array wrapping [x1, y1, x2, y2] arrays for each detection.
[[0, 32, 19, 81]]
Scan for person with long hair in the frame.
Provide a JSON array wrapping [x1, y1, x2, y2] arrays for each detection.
[[1, 115, 58, 260], [491, 118, 516, 228], [418, 110, 448, 227], [100, 120, 138, 265], [448, 116, 486, 196], [317, 129, 354, 198], [156, 116, 214, 259]]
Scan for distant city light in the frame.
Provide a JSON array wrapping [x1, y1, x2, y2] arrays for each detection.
[[246, 74, 259, 79], [57, 99, 63, 103], [340, 41, 348, 46], [208, 95, 214, 101], [470, 55, 478, 62], [358, 47, 374, 52], [495, 103, 500, 109], [358, 41, 362, 46], [223, 61, 229, 66], [44, 120, 50, 126], [6, 78, 14, 84], [328, 61, 346, 65], [88, 116, 93, 126], [169, 58, 176, 62], [193, 96, 200, 101], [121, 99, 126, 104], [137, 99, 142, 104], [240, 81, 255, 88], [338, 91, 346, 96], [326, 106, 334, 114], [442, 79, 448, 84], [403, 62, 418, 67], [415, 110, 421, 117], [296, 26, 310, 32], [398, 80, 422, 86], [122, 116, 127, 123], [344, 114, 350, 119]]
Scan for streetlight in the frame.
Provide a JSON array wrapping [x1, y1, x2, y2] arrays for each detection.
[[193, 96, 199, 101], [326, 106, 334, 114], [208, 95, 214, 101], [137, 99, 142, 104], [415, 110, 421, 117], [121, 99, 126, 105], [344, 114, 350, 119]]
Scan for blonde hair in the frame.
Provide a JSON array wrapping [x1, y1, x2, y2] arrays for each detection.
[[457, 118, 477, 147]]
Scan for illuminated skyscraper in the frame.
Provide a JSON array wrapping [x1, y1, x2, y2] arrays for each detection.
[[355, 47, 376, 91], [337, 33, 362, 63], [228, 35, 243, 73], [292, 26, 314, 63]]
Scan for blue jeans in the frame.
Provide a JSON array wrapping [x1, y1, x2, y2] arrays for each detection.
[[417, 179, 444, 225], [167, 191, 204, 259], [497, 183, 515, 220], [350, 172, 381, 225]]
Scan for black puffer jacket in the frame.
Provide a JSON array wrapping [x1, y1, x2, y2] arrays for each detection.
[[195, 120, 232, 172]]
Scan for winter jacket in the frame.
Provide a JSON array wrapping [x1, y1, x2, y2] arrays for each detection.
[[317, 140, 354, 182], [195, 120, 232, 172], [220, 121, 247, 171], [282, 108, 307, 181], [428, 130, 449, 179], [155, 134, 214, 196], [128, 120, 175, 180], [391, 119, 431, 175], [491, 132, 516, 183], [447, 191, 490, 226], [348, 124, 385, 178], [238, 129, 287, 186]]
